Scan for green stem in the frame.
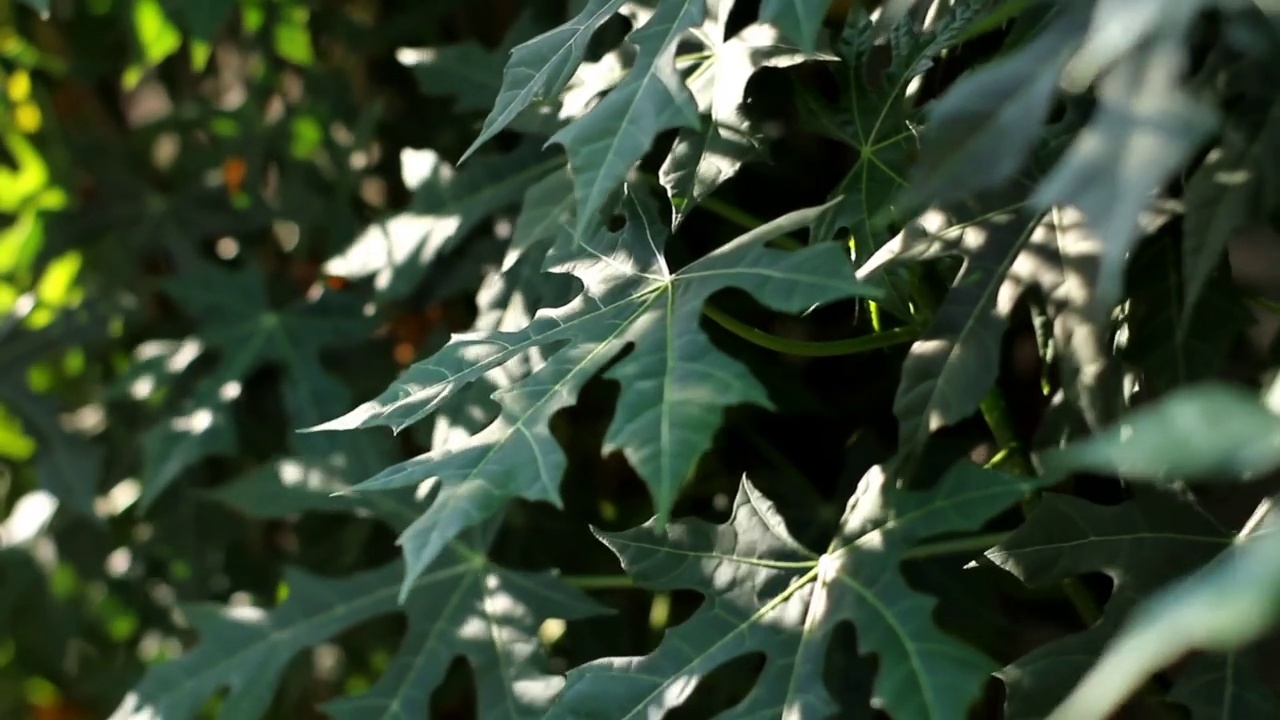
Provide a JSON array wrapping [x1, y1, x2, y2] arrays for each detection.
[[980, 386, 1103, 627], [901, 531, 1010, 560], [1247, 293, 1280, 317], [703, 304, 917, 357], [561, 574, 635, 590]]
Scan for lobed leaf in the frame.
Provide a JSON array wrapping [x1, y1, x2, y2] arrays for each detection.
[[549, 461, 1047, 719], [110, 530, 607, 720], [313, 187, 879, 598]]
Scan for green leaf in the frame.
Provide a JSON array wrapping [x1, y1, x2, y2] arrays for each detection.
[[0, 311, 106, 516], [462, 0, 629, 162], [660, 0, 814, 228], [399, 12, 544, 115], [314, 187, 879, 597], [549, 461, 1044, 719], [549, 0, 704, 237], [1043, 496, 1280, 720], [908, 3, 1090, 205], [170, 0, 237, 42], [323, 143, 562, 300], [809, 3, 983, 250], [138, 261, 372, 508], [1180, 100, 1280, 336], [110, 531, 607, 720], [882, 201, 1055, 458], [1169, 654, 1280, 720], [508, 165, 576, 266], [1030, 33, 1219, 320], [1121, 233, 1252, 398], [758, 0, 834, 53], [986, 492, 1236, 718], [133, 0, 183, 69], [1037, 382, 1280, 484]]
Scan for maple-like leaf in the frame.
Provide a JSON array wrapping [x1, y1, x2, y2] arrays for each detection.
[[547, 461, 1044, 719], [548, 0, 704, 237], [462, 0, 630, 162], [987, 491, 1244, 718], [806, 3, 984, 257], [312, 186, 880, 598], [659, 0, 814, 227], [109, 522, 608, 720], [137, 260, 372, 507]]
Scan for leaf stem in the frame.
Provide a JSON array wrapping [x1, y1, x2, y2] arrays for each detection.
[[703, 304, 917, 357], [901, 531, 1010, 560], [560, 574, 635, 590], [979, 386, 1103, 627]]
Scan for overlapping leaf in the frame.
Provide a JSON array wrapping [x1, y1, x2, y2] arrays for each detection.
[[1121, 233, 1252, 398], [109, 524, 607, 720], [313, 187, 879, 598], [548, 0, 704, 236], [1030, 6, 1219, 322], [908, 2, 1091, 205], [1180, 99, 1280, 334], [659, 0, 814, 227], [462, 0, 630, 161], [548, 461, 1044, 719], [855, 179, 1081, 461], [987, 492, 1243, 718], [807, 2, 986, 258], [324, 143, 563, 300], [137, 260, 372, 507], [0, 308, 106, 516]]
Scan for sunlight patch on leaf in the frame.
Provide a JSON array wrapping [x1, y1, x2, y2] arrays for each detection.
[[312, 187, 879, 598], [548, 461, 1046, 719]]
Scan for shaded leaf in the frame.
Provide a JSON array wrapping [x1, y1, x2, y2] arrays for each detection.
[[0, 310, 106, 516], [908, 3, 1090, 204], [110, 532, 607, 720], [1037, 382, 1280, 483], [1044, 496, 1280, 720], [139, 261, 372, 507], [1180, 99, 1280, 335], [805, 2, 987, 319], [1121, 233, 1252, 398], [1031, 32, 1219, 320], [988, 492, 1234, 718]]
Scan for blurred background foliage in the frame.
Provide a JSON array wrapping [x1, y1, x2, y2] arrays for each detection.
[[0, 1, 595, 717]]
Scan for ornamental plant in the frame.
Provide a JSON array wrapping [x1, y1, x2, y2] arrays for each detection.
[[3, 0, 1280, 719]]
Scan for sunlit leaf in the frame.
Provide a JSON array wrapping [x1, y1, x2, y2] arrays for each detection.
[[550, 461, 1045, 719], [313, 187, 879, 597]]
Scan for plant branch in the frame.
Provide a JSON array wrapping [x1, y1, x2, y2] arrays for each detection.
[[703, 304, 917, 357]]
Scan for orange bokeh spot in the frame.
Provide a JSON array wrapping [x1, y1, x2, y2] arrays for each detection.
[[222, 155, 248, 195]]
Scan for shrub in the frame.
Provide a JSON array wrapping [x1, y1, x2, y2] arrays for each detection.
[[2, 1, 1280, 718]]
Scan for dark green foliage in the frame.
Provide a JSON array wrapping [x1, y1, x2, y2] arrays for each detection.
[[4, 1, 1280, 719]]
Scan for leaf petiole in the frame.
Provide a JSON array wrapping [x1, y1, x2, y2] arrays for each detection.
[[702, 303, 917, 357]]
